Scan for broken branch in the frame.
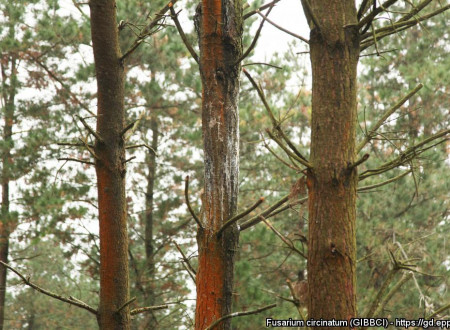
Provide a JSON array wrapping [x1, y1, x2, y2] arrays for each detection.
[[217, 197, 264, 237], [185, 176, 202, 228]]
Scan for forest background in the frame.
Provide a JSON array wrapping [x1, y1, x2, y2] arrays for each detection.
[[0, 0, 449, 328]]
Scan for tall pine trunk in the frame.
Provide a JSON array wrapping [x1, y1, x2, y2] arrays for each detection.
[[0, 55, 17, 330], [143, 117, 158, 328], [194, 0, 242, 328], [306, 0, 359, 320], [89, 0, 130, 328]]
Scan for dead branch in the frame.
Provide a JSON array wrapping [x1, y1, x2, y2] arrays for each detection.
[[359, 129, 450, 180], [0, 261, 97, 315], [185, 176, 203, 228], [240, 195, 289, 231], [361, 4, 450, 50], [169, 5, 199, 64], [57, 158, 95, 165], [373, 273, 413, 317], [242, 68, 311, 167], [237, 6, 275, 64], [173, 240, 196, 276], [130, 304, 168, 315], [261, 217, 306, 259], [126, 143, 157, 156], [286, 279, 308, 324], [204, 304, 277, 330], [243, 0, 281, 20], [217, 197, 264, 237], [121, 0, 179, 62], [255, 10, 309, 44], [77, 115, 103, 143], [357, 83, 423, 153], [358, 0, 399, 29], [357, 170, 411, 191], [348, 153, 369, 171], [117, 297, 137, 313]]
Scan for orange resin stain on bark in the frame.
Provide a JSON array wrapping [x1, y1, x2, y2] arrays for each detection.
[[195, 236, 225, 329]]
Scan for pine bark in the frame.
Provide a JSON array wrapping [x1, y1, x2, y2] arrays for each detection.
[[194, 0, 242, 328], [89, 0, 130, 328], [305, 0, 360, 322]]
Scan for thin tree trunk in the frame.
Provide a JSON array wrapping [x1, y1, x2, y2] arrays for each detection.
[[194, 0, 243, 328], [89, 0, 130, 328], [305, 0, 359, 321], [143, 117, 158, 328], [0, 55, 17, 330]]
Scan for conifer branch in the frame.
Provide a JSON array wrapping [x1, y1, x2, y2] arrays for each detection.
[[185, 176, 203, 228], [263, 140, 302, 171], [427, 302, 450, 320], [77, 115, 104, 143], [169, 5, 199, 64], [122, 110, 146, 141], [357, 0, 372, 20], [130, 305, 169, 315], [357, 83, 423, 153], [217, 197, 264, 237], [266, 129, 312, 168], [205, 304, 277, 330], [0, 261, 97, 315]]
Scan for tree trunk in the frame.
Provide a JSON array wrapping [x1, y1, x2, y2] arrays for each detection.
[[0, 55, 17, 330], [194, 0, 242, 328], [143, 117, 158, 328], [89, 0, 130, 328], [305, 0, 359, 322]]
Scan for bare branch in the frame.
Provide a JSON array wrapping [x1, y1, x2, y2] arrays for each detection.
[[77, 115, 104, 143], [242, 68, 311, 167], [261, 217, 307, 259], [373, 273, 413, 317], [427, 302, 450, 320], [240, 195, 289, 231], [358, 0, 399, 29], [359, 129, 450, 180], [118, 297, 136, 313], [205, 304, 277, 330], [357, 170, 411, 191], [255, 10, 309, 44], [237, 6, 275, 64], [130, 304, 168, 315], [243, 0, 281, 20], [126, 143, 157, 156], [0, 261, 97, 315], [357, 84, 423, 153], [301, 0, 322, 32], [169, 5, 199, 64], [121, 0, 179, 62], [123, 110, 146, 141], [185, 176, 203, 228], [348, 153, 369, 171], [360, 4, 450, 50], [173, 240, 196, 276], [57, 158, 95, 166], [217, 197, 264, 237]]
